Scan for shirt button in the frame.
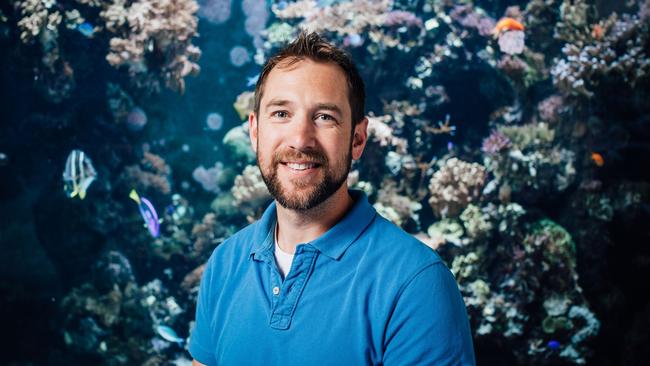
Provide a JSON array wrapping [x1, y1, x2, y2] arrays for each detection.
[[272, 286, 280, 295]]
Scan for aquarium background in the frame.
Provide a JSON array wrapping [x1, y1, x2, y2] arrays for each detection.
[[1, 0, 649, 365]]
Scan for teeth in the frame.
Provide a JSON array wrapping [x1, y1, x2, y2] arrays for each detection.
[[286, 163, 317, 170]]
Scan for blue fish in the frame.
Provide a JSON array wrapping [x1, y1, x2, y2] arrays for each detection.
[[77, 22, 94, 38], [246, 73, 260, 87], [547, 340, 561, 350], [447, 141, 454, 151], [129, 189, 160, 238], [156, 325, 184, 344]]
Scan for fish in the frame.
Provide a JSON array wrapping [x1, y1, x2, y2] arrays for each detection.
[[447, 141, 454, 151], [77, 22, 94, 38], [591, 24, 604, 40], [493, 17, 525, 38], [129, 189, 161, 238], [246, 73, 260, 87], [62, 149, 97, 200], [155, 325, 184, 344], [591, 152, 604, 167], [547, 340, 561, 350]]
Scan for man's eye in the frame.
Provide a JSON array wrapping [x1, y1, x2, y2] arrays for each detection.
[[272, 111, 289, 118], [316, 114, 335, 122]]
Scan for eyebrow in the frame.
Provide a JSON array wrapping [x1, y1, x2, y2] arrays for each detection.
[[314, 103, 343, 117], [264, 98, 293, 110]]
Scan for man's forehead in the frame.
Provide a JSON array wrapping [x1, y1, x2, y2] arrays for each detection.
[[261, 60, 350, 111]]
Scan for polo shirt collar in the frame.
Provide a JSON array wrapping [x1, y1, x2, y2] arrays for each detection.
[[249, 189, 376, 260]]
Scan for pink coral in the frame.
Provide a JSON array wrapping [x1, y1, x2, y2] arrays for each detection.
[[122, 151, 172, 194], [482, 130, 512, 155], [537, 95, 565, 124]]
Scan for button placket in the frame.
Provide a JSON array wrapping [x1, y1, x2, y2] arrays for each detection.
[[269, 246, 319, 330]]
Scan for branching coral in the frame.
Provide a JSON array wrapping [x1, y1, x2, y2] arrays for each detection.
[[366, 113, 408, 154], [272, 0, 392, 39], [482, 122, 576, 195], [191, 212, 219, 259], [428, 158, 486, 218], [103, 0, 201, 93], [373, 179, 422, 228], [449, 202, 598, 364], [122, 151, 172, 195], [551, 10, 650, 98], [231, 165, 271, 221]]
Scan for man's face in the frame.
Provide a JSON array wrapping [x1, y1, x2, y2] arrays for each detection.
[[249, 59, 367, 211]]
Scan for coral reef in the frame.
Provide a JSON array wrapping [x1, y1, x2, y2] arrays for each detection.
[[373, 179, 421, 228], [192, 162, 225, 194], [104, 0, 201, 93], [222, 122, 256, 164], [551, 9, 650, 98], [231, 165, 271, 221], [483, 122, 576, 197], [14, 0, 202, 98], [8, 0, 650, 364], [60, 252, 188, 364], [122, 151, 172, 195], [428, 158, 486, 218]]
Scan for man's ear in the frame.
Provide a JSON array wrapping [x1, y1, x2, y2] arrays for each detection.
[[351, 117, 369, 160], [249, 112, 258, 153]]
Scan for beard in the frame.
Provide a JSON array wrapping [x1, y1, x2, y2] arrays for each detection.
[[257, 141, 352, 211]]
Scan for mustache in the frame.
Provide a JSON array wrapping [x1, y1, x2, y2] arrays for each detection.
[[272, 149, 327, 165]]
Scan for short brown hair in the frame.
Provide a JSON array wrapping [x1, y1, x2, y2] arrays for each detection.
[[253, 31, 366, 128]]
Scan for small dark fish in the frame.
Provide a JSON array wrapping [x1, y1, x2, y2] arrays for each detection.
[[129, 189, 160, 238]]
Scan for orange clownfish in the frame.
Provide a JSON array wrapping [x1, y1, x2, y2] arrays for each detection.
[[591, 152, 604, 167], [493, 17, 525, 38]]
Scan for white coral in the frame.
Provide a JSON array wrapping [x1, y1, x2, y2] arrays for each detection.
[[428, 158, 486, 218], [231, 165, 271, 209]]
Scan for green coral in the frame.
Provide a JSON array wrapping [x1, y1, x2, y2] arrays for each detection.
[[524, 219, 576, 265], [499, 122, 555, 151], [222, 123, 256, 164], [427, 218, 467, 246], [460, 204, 493, 240]]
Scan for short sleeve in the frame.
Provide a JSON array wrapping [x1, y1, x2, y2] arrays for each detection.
[[188, 254, 218, 366], [383, 262, 476, 365]]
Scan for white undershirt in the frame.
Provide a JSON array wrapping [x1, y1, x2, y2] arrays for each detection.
[[273, 223, 294, 280]]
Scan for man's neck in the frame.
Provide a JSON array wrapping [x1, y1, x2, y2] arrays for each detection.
[[275, 185, 354, 254]]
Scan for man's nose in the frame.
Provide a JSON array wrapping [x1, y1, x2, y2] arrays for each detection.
[[288, 114, 317, 150]]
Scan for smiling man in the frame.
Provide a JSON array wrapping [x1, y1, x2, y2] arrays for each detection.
[[189, 32, 475, 366]]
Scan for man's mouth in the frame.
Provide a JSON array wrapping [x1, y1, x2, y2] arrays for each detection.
[[281, 162, 321, 171]]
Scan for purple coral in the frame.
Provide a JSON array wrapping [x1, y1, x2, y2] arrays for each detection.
[[383, 10, 423, 28], [537, 95, 565, 124], [449, 5, 496, 37], [482, 130, 512, 155]]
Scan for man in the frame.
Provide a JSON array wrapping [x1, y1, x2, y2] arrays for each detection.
[[190, 32, 475, 365]]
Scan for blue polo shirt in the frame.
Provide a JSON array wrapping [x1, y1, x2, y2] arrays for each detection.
[[189, 190, 475, 365]]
